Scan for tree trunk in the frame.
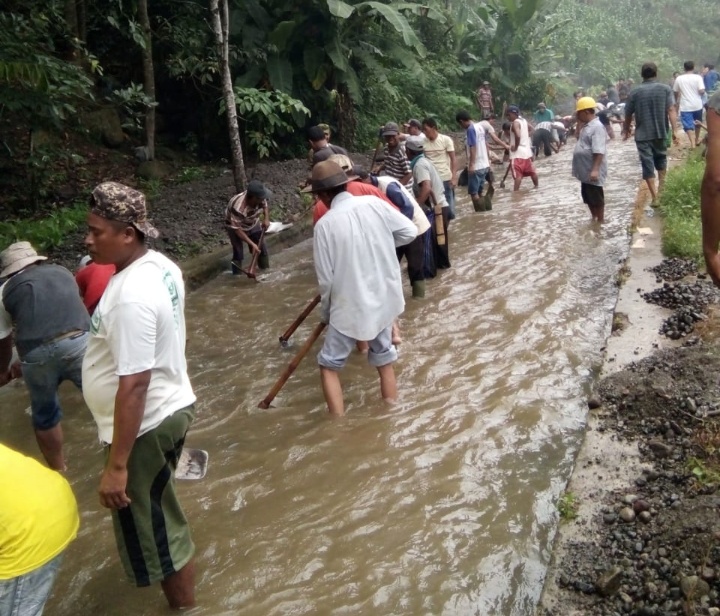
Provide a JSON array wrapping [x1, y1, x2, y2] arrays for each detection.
[[138, 0, 156, 161], [210, 0, 247, 193], [77, 0, 87, 43]]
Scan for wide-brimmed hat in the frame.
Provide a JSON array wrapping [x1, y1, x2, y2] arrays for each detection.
[[247, 179, 272, 200], [0, 241, 47, 278], [90, 182, 160, 239], [302, 161, 354, 193], [382, 122, 400, 136]]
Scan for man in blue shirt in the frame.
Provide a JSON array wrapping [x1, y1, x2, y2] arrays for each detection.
[[703, 64, 719, 95]]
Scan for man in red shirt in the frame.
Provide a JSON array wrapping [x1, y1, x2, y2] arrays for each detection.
[[75, 256, 115, 315]]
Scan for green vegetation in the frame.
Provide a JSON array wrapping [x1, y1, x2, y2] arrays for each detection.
[[0, 202, 87, 253], [557, 491, 579, 521], [687, 457, 720, 488], [657, 155, 705, 264]]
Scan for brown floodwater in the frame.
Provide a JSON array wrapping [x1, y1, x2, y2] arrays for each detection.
[[2, 138, 641, 615]]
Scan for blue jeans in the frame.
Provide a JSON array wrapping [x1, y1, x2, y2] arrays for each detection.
[[468, 168, 489, 197], [20, 332, 87, 431], [443, 180, 456, 220], [0, 554, 63, 616]]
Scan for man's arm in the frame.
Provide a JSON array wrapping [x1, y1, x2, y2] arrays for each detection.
[[385, 183, 415, 219], [415, 179, 432, 206], [668, 104, 679, 144], [447, 148, 457, 187], [701, 100, 720, 286], [262, 200, 270, 229], [100, 370, 151, 509], [313, 229, 333, 324], [399, 171, 412, 186], [511, 121, 520, 152], [489, 131, 510, 150], [233, 227, 260, 254]]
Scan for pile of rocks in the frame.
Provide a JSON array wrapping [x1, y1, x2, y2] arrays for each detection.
[[640, 280, 719, 340], [648, 258, 698, 283]]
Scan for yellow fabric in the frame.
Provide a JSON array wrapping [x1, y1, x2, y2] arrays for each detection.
[[422, 134, 455, 182], [0, 444, 79, 579]]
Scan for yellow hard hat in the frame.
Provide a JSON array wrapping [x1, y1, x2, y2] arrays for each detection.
[[576, 96, 597, 112]]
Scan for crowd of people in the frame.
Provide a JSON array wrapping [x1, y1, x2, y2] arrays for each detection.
[[1, 57, 719, 614]]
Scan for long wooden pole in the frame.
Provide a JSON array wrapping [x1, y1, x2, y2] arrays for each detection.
[[258, 322, 327, 409], [279, 294, 321, 346], [245, 227, 266, 279]]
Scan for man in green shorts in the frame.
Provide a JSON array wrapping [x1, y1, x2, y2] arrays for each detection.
[[82, 182, 197, 608]]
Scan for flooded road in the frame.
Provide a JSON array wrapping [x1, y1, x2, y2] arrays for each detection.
[[2, 139, 641, 615]]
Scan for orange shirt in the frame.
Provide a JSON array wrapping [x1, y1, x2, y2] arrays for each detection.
[[312, 181, 399, 225]]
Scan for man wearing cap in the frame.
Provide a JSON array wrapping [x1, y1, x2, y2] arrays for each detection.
[[403, 119, 425, 139], [82, 182, 197, 608], [309, 161, 417, 417], [455, 111, 493, 212], [533, 102, 554, 124], [405, 136, 451, 269], [475, 81, 494, 120], [506, 105, 538, 191], [573, 97, 608, 223], [0, 242, 89, 471], [701, 90, 720, 287], [308, 125, 348, 166], [378, 122, 413, 188], [623, 62, 679, 205], [225, 180, 271, 273], [421, 117, 458, 220]]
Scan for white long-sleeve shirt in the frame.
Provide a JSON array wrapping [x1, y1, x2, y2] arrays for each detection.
[[313, 191, 417, 340]]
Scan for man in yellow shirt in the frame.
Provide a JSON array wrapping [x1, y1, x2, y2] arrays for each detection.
[[0, 443, 79, 615], [421, 118, 458, 219]]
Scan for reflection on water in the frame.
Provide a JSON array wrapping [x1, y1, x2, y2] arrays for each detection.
[[1, 140, 639, 615]]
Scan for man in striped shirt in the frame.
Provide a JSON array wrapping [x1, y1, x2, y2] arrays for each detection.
[[378, 122, 413, 188]]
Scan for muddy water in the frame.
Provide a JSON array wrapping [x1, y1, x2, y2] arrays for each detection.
[[1, 139, 641, 615]]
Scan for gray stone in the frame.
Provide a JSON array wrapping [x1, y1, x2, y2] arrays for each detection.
[[596, 566, 624, 597], [633, 499, 650, 513], [638, 511, 652, 524], [603, 513, 618, 525], [647, 439, 672, 458], [702, 567, 715, 581], [619, 507, 636, 523], [623, 494, 638, 505], [680, 575, 710, 599], [588, 397, 601, 409]]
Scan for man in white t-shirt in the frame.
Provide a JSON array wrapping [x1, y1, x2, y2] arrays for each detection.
[[455, 110, 493, 211], [673, 60, 706, 147], [82, 182, 197, 609]]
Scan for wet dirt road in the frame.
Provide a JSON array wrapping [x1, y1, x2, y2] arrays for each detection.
[[1, 138, 641, 615]]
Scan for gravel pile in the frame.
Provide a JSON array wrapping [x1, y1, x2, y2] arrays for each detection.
[[660, 307, 706, 340], [641, 281, 720, 311], [549, 347, 720, 616], [648, 258, 698, 283]]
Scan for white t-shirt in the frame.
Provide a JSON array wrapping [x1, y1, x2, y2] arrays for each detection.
[[510, 118, 534, 160], [673, 73, 705, 112], [467, 122, 490, 170], [82, 250, 196, 444], [477, 120, 496, 135]]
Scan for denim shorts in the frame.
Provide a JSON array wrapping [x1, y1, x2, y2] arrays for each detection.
[[443, 180, 456, 220], [0, 553, 64, 616], [468, 168, 489, 196], [317, 325, 397, 370], [20, 332, 87, 431], [680, 109, 703, 131]]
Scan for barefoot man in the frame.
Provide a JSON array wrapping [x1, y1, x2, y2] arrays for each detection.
[[308, 161, 417, 417], [701, 91, 720, 286]]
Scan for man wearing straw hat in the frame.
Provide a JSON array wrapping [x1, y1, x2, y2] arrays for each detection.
[[0, 241, 89, 471], [307, 161, 417, 417], [82, 182, 197, 608]]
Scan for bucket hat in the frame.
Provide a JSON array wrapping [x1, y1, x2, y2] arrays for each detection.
[[90, 182, 160, 239], [302, 161, 354, 193], [381, 122, 400, 136], [247, 179, 272, 200], [0, 241, 47, 278]]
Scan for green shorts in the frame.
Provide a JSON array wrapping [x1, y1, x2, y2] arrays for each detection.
[[109, 405, 195, 587]]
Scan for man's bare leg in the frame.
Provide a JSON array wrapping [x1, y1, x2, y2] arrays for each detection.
[[686, 130, 695, 148], [161, 559, 195, 610], [376, 363, 397, 403], [320, 367, 344, 417], [513, 177, 522, 191], [391, 321, 402, 345], [35, 424, 65, 471], [531, 173, 539, 188], [696, 125, 703, 147], [658, 169, 666, 194], [356, 341, 369, 353], [645, 178, 657, 204]]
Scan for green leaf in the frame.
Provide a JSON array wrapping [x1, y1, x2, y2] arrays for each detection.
[[266, 53, 294, 94], [327, 0, 355, 19], [234, 66, 263, 88], [268, 20, 297, 50], [304, 47, 327, 86], [357, 1, 426, 56]]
